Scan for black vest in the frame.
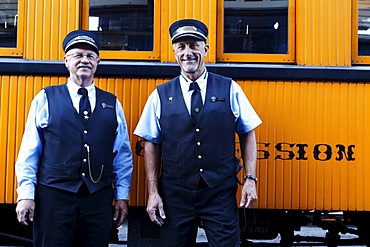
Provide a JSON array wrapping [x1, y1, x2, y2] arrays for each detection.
[[158, 72, 236, 189], [38, 84, 117, 193]]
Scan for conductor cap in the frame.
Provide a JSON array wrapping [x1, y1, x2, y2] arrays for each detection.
[[63, 30, 100, 54], [169, 19, 208, 44]]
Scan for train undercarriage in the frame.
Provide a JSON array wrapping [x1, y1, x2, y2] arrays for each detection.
[[128, 207, 370, 246], [239, 209, 370, 246]]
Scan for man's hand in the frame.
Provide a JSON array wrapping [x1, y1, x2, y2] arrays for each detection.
[[147, 193, 166, 226], [113, 200, 128, 228], [239, 180, 258, 208], [16, 199, 35, 226]]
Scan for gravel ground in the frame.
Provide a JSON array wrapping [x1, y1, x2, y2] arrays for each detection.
[[4, 223, 365, 247], [109, 222, 367, 247]]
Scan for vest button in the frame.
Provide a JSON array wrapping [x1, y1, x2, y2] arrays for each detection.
[[198, 155, 202, 159], [83, 159, 87, 163], [82, 173, 86, 177], [83, 130, 88, 134], [195, 128, 200, 132], [196, 142, 201, 146], [199, 168, 204, 172]]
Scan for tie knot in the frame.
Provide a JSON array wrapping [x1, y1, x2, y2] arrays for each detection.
[[78, 88, 88, 97], [190, 82, 200, 91]]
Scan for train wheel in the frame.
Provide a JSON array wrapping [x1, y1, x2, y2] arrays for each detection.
[[325, 230, 340, 245], [279, 228, 294, 245]]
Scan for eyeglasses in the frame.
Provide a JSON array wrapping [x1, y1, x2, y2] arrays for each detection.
[[66, 53, 99, 61]]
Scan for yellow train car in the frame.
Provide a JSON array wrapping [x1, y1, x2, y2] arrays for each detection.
[[1, 0, 370, 245]]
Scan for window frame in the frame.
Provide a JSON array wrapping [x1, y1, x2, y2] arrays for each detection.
[[352, 0, 370, 64], [0, 0, 25, 57], [217, 0, 295, 63], [82, 0, 160, 60]]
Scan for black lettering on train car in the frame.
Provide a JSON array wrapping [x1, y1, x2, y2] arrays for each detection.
[[136, 141, 355, 161], [275, 143, 295, 160], [257, 142, 271, 159], [336, 144, 355, 161], [296, 144, 308, 160], [257, 142, 355, 161], [313, 144, 332, 161]]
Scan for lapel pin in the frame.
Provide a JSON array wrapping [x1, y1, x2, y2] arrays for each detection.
[[210, 96, 226, 102], [101, 103, 114, 109]]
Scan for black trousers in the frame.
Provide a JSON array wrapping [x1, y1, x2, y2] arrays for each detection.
[[159, 177, 240, 247], [33, 184, 114, 247]]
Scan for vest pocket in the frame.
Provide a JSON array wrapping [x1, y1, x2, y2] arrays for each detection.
[[162, 155, 179, 166], [219, 152, 234, 163]]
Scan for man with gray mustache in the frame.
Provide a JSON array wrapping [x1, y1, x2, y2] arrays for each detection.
[[15, 30, 133, 247], [134, 19, 262, 247]]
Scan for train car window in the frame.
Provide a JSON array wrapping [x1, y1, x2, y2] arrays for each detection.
[[354, 0, 370, 64], [358, 1, 370, 56], [89, 0, 154, 52], [217, 0, 295, 63], [0, 0, 20, 55], [0, 0, 17, 48]]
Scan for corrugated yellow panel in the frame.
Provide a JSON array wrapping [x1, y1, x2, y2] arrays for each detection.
[[0, 76, 69, 203], [0, 76, 64, 203], [296, 0, 352, 66], [236, 80, 370, 211], [161, 0, 217, 63], [5, 76, 18, 203], [24, 0, 80, 60], [43, 0, 52, 59], [94, 77, 168, 206], [0, 76, 11, 203]]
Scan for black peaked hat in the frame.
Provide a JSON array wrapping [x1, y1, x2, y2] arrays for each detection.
[[169, 19, 208, 43], [62, 30, 100, 54]]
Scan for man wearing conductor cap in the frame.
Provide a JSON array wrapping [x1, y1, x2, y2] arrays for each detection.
[[15, 30, 133, 247], [134, 19, 262, 246]]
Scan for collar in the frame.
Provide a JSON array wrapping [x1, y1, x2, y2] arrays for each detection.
[[180, 69, 208, 92], [67, 79, 95, 97]]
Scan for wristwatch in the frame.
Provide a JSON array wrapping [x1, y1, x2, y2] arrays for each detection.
[[244, 175, 258, 183]]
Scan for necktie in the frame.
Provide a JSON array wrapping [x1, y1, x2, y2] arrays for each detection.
[[190, 82, 202, 122], [78, 88, 91, 122]]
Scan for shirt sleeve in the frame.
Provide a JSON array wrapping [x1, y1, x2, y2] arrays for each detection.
[[113, 99, 134, 201], [15, 90, 49, 201], [230, 81, 262, 134], [133, 89, 162, 144]]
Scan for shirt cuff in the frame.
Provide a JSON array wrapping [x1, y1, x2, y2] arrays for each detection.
[[16, 184, 35, 201], [115, 186, 130, 201]]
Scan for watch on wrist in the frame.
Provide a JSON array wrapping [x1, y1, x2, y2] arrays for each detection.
[[244, 175, 258, 183]]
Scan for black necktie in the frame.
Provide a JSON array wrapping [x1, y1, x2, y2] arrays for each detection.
[[78, 88, 91, 122], [190, 82, 202, 122]]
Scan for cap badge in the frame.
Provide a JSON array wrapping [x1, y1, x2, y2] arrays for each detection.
[[175, 26, 197, 35], [73, 35, 96, 44]]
